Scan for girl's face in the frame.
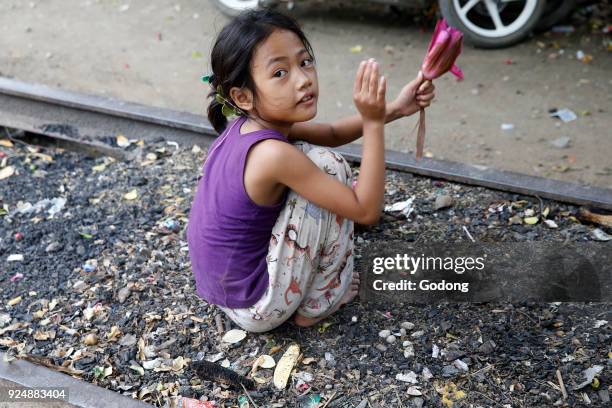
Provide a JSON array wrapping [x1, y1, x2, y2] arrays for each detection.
[[241, 29, 318, 125]]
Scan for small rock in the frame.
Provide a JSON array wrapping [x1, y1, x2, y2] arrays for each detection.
[[434, 195, 453, 211], [385, 335, 397, 344], [378, 329, 391, 338], [477, 340, 497, 354], [411, 330, 424, 338], [454, 359, 469, 372], [544, 219, 558, 229], [509, 215, 523, 225], [591, 228, 612, 242], [45, 242, 62, 253], [83, 333, 98, 346], [73, 280, 88, 292], [117, 287, 131, 304], [375, 343, 388, 353], [400, 321, 415, 330], [442, 365, 459, 377], [412, 397, 424, 408]]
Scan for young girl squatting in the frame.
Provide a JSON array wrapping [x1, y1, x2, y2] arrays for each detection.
[[187, 9, 435, 333]]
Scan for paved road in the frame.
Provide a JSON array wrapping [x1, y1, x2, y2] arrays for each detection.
[[1, 0, 610, 188]]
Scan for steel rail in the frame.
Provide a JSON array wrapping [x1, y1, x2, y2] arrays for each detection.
[[1, 76, 610, 210]]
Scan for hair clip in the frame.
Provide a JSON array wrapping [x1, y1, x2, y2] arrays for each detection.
[[201, 74, 214, 84]]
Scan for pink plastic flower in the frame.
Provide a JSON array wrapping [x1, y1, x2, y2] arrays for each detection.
[[422, 19, 464, 80], [415, 19, 464, 160]]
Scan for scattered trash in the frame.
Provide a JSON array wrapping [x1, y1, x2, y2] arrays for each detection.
[[116, 134, 131, 148], [434, 194, 453, 211], [593, 320, 608, 329], [384, 196, 415, 218], [299, 393, 321, 408], [273, 344, 300, 389], [572, 365, 604, 390], [350, 44, 363, 53], [544, 219, 558, 229], [549, 136, 571, 149], [9, 273, 24, 282], [16, 197, 66, 216], [7, 254, 24, 262], [550, 108, 577, 123], [500, 123, 514, 131], [575, 50, 593, 63], [7, 296, 22, 306], [378, 329, 391, 338], [221, 329, 246, 344], [82, 261, 97, 274], [590, 228, 612, 241], [123, 189, 139, 200], [0, 166, 15, 180], [395, 371, 418, 383], [524, 216, 539, 225]]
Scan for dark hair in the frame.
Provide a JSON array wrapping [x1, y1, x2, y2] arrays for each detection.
[[206, 8, 316, 134]]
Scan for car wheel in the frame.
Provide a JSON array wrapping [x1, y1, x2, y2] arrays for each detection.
[[211, 0, 279, 17], [438, 0, 547, 48], [536, 0, 576, 31]]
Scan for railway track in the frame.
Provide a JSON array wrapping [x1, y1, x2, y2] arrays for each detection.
[[1, 76, 611, 211]]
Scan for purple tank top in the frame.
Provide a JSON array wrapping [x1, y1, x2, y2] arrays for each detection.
[[187, 116, 289, 308]]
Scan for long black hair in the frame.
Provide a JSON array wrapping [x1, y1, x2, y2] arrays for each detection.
[[206, 8, 316, 134]]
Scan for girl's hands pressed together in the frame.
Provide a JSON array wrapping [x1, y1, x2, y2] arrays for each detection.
[[353, 58, 386, 123], [391, 71, 436, 118]]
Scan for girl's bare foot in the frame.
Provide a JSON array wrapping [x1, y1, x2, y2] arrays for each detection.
[[293, 272, 360, 328]]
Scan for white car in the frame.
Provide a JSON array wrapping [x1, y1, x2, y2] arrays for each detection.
[[211, 0, 580, 48]]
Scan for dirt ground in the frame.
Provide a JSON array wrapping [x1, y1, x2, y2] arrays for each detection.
[[0, 0, 610, 188]]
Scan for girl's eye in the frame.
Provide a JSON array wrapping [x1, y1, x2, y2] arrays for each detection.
[[303, 58, 314, 67], [273, 70, 286, 78], [273, 59, 314, 78]]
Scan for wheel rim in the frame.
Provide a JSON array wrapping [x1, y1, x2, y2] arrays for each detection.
[[452, 0, 539, 38], [216, 0, 259, 11]]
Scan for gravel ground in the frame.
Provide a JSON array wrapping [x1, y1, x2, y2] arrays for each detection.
[[0, 133, 610, 407]]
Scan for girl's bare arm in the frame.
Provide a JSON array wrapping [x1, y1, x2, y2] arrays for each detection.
[[288, 75, 435, 147]]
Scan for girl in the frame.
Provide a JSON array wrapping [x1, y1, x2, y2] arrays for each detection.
[[187, 9, 434, 333]]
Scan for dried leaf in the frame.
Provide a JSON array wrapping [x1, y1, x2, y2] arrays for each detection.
[[0, 139, 14, 147], [124, 189, 138, 200], [116, 134, 130, 148], [273, 344, 300, 390], [7, 296, 22, 306], [0, 166, 15, 180], [524, 216, 539, 225]]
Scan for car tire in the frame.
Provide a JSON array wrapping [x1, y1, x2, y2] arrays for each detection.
[[536, 0, 576, 31], [211, 0, 279, 17], [438, 0, 547, 48]]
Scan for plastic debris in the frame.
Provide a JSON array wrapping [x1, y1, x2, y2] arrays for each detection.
[[17, 197, 66, 216], [10, 273, 24, 282], [550, 108, 577, 123], [384, 196, 415, 218], [395, 371, 418, 383], [593, 320, 608, 329], [350, 44, 363, 53], [82, 262, 97, 274], [550, 136, 571, 149], [299, 394, 321, 408], [7, 254, 24, 262], [573, 365, 604, 390], [500, 123, 514, 131], [591, 228, 612, 242]]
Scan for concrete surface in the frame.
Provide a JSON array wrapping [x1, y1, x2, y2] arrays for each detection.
[[0, 0, 610, 188]]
